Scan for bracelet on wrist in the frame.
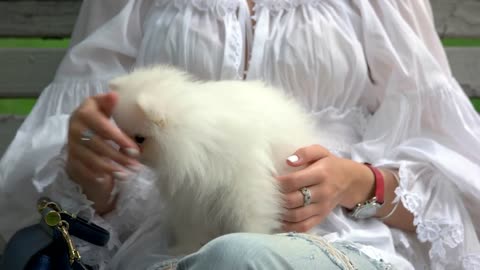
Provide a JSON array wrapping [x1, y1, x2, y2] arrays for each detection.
[[349, 163, 384, 219], [377, 171, 400, 220]]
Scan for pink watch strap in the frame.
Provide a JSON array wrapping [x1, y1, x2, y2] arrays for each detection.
[[364, 163, 385, 204]]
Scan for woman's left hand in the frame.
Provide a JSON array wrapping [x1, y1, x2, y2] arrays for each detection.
[[277, 144, 375, 232]]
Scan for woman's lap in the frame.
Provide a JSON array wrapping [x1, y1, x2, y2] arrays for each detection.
[[148, 233, 393, 270]]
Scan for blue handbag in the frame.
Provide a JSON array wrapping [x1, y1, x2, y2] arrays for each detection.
[[0, 198, 110, 270]]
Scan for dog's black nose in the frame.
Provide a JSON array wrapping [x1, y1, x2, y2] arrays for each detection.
[[134, 135, 146, 144]]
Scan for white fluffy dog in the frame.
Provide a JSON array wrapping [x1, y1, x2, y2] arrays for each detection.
[[111, 66, 324, 255]]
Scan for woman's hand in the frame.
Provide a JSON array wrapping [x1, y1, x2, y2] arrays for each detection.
[[277, 144, 375, 232], [66, 92, 140, 214]]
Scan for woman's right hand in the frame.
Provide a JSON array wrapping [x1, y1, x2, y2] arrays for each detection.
[[66, 92, 140, 215]]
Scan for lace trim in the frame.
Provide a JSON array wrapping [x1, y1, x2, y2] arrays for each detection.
[[394, 167, 424, 224], [32, 147, 121, 269], [396, 163, 465, 265], [155, 0, 240, 15], [225, 17, 243, 79], [106, 166, 160, 237], [463, 254, 480, 270], [254, 0, 325, 12], [74, 217, 120, 269], [45, 166, 159, 269], [154, 0, 330, 15], [417, 221, 464, 259], [33, 146, 96, 219]]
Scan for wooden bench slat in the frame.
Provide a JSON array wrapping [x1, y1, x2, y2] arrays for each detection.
[[0, 48, 66, 98], [432, 0, 480, 39], [0, 115, 25, 157], [446, 47, 480, 98], [1, 47, 478, 99], [0, 1, 478, 39], [0, 1, 81, 38]]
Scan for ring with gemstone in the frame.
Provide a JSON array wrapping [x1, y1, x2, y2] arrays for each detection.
[[300, 187, 312, 206], [80, 129, 95, 142]]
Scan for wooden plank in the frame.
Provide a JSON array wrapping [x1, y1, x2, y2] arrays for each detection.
[[0, 1, 477, 39], [0, 47, 479, 98], [0, 115, 25, 157], [0, 48, 65, 98], [431, 0, 480, 38], [0, 1, 81, 37], [446, 47, 480, 98]]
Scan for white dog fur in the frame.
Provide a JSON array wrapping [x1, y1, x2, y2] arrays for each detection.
[[111, 65, 327, 255]]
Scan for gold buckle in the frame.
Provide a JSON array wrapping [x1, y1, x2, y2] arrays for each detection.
[[37, 198, 82, 265]]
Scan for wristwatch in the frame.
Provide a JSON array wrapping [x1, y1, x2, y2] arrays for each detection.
[[350, 164, 385, 219]]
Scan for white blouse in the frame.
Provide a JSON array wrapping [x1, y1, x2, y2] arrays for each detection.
[[1, 1, 480, 269]]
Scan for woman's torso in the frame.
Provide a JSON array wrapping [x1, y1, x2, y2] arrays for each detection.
[[127, 2, 413, 267], [135, 0, 374, 154]]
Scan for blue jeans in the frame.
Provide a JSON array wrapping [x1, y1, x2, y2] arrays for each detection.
[[148, 233, 393, 270]]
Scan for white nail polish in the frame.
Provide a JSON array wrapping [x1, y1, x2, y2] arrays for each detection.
[[113, 171, 130, 181], [108, 180, 120, 204], [95, 177, 106, 183], [125, 148, 140, 158], [127, 164, 142, 173], [287, 155, 299, 163]]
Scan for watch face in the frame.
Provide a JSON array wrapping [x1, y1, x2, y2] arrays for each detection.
[[353, 202, 382, 219]]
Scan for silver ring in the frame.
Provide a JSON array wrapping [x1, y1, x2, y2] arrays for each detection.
[[80, 129, 95, 142], [300, 187, 312, 206]]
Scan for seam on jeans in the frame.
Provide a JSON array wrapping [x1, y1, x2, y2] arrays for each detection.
[[335, 242, 395, 270], [149, 258, 179, 270], [282, 232, 357, 270]]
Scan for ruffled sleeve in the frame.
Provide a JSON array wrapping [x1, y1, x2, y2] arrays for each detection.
[[0, 0, 147, 254], [352, 1, 480, 269]]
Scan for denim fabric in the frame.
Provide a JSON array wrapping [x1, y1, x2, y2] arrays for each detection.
[[148, 233, 394, 270]]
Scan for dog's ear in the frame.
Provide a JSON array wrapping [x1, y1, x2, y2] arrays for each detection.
[[137, 93, 167, 128]]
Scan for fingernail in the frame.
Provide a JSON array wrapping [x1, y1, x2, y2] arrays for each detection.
[[127, 164, 142, 172], [113, 171, 131, 181], [95, 177, 106, 183], [287, 155, 299, 163], [108, 182, 120, 204], [129, 159, 141, 166], [125, 148, 140, 158]]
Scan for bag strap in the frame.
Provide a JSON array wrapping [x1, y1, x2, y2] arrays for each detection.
[[0, 198, 110, 270], [60, 213, 110, 246]]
